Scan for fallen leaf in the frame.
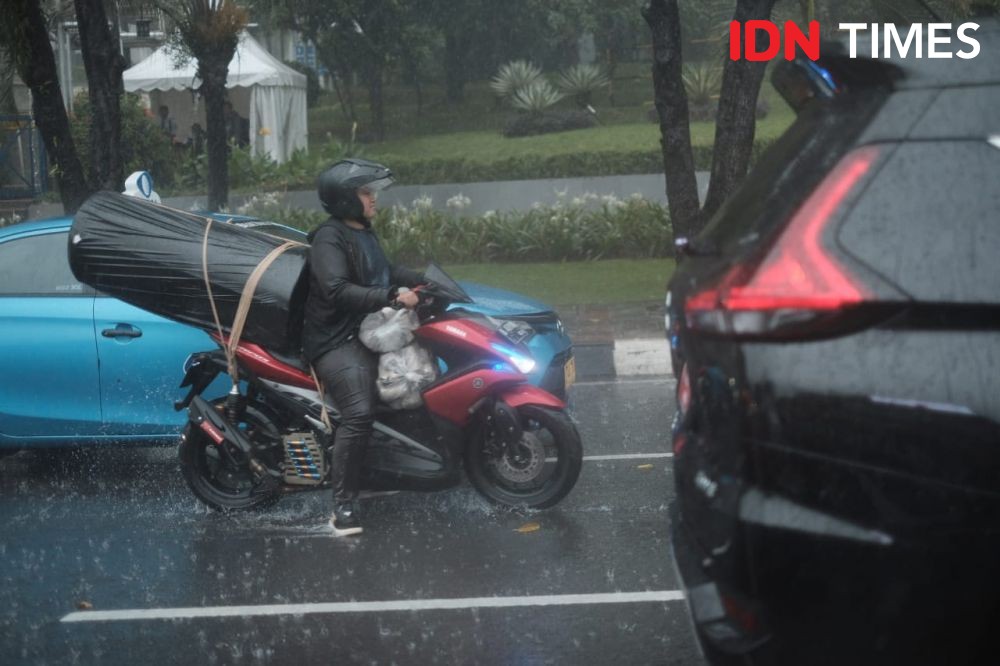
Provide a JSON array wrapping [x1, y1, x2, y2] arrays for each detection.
[[76, 601, 93, 610], [515, 522, 541, 533], [637, 464, 655, 471]]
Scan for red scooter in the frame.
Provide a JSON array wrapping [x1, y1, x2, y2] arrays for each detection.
[[175, 265, 582, 511]]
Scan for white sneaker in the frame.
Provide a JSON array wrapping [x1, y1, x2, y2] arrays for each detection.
[[329, 503, 363, 537]]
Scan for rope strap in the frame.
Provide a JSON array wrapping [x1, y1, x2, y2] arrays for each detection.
[[201, 219, 304, 387], [309, 365, 334, 431]]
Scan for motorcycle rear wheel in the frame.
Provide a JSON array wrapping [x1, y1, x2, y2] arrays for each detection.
[[465, 405, 582, 509], [178, 401, 282, 512]]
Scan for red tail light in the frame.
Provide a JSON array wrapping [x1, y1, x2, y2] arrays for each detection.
[[677, 363, 692, 415], [685, 146, 881, 335]]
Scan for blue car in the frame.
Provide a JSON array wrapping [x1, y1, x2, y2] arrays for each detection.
[[0, 216, 573, 449]]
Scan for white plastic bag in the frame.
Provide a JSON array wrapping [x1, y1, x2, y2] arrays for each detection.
[[359, 304, 419, 353], [377, 342, 437, 410]]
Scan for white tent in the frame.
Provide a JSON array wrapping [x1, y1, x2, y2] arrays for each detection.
[[123, 32, 308, 163]]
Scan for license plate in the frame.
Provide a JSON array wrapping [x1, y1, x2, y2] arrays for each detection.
[[563, 356, 576, 389]]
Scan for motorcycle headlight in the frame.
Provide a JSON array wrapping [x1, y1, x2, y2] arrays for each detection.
[[490, 343, 536, 375]]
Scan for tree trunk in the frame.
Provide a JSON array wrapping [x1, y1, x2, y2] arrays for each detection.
[[315, 38, 355, 126], [326, 35, 359, 126], [413, 75, 423, 117], [75, 0, 126, 191], [13, 0, 89, 213], [200, 58, 230, 211], [444, 31, 466, 103], [606, 47, 618, 107], [643, 0, 702, 248], [366, 60, 385, 142], [702, 0, 776, 221]]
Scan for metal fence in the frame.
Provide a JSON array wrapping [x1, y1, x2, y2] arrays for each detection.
[[0, 115, 47, 202]]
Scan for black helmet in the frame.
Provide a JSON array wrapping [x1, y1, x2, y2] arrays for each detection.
[[317, 158, 394, 222]]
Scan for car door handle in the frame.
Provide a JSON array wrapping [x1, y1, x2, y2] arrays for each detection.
[[102, 325, 143, 339]]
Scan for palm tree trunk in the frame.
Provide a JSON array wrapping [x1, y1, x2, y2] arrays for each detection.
[[366, 60, 385, 142], [200, 58, 230, 211], [75, 0, 126, 190], [643, 0, 702, 247], [8, 0, 89, 213], [702, 0, 776, 221]]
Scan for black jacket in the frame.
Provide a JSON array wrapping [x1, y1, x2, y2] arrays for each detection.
[[301, 219, 423, 362]]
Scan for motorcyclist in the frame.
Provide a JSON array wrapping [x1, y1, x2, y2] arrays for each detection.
[[302, 158, 423, 536]]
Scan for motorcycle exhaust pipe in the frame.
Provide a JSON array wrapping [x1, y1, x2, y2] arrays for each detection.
[[188, 396, 281, 480]]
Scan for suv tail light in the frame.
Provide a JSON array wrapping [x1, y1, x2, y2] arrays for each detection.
[[685, 146, 881, 337]]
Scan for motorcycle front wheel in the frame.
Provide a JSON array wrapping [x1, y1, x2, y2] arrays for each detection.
[[465, 404, 582, 509], [178, 401, 282, 512]]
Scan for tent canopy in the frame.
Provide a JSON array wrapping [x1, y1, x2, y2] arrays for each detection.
[[123, 32, 308, 163]]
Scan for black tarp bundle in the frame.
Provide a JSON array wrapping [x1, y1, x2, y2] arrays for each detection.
[[69, 192, 309, 354]]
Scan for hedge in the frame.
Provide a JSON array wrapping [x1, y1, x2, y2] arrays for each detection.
[[241, 192, 673, 264]]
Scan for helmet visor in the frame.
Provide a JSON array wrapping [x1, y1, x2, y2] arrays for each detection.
[[360, 175, 394, 194]]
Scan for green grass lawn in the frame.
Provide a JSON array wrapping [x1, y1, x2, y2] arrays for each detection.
[[308, 59, 794, 147], [307, 73, 794, 178], [445, 258, 675, 306], [366, 104, 792, 166]]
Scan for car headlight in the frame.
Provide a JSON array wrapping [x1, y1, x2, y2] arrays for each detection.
[[497, 319, 535, 345], [490, 343, 536, 374]]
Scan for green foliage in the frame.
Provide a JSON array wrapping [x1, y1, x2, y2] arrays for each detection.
[[248, 193, 673, 264], [682, 62, 722, 119], [554, 64, 610, 107], [197, 131, 778, 192], [489, 60, 544, 99], [69, 92, 176, 188], [378, 144, 737, 185], [378, 194, 671, 264], [510, 80, 565, 113], [170, 139, 354, 194], [284, 60, 322, 108]]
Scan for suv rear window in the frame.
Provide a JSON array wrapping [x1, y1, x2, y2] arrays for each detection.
[[698, 90, 886, 256]]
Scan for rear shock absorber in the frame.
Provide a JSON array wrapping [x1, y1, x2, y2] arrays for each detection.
[[224, 385, 247, 424]]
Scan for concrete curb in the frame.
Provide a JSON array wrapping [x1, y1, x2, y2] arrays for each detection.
[[574, 337, 672, 381]]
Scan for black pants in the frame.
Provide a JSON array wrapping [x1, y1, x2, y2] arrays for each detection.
[[313, 339, 377, 504]]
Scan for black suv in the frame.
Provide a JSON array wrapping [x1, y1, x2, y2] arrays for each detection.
[[666, 23, 1000, 666]]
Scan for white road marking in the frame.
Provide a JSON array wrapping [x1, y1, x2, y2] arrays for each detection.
[[574, 377, 675, 386], [613, 338, 671, 377], [61, 590, 686, 623], [583, 453, 672, 461]]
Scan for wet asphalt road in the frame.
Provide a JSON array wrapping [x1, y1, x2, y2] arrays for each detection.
[[0, 378, 704, 666]]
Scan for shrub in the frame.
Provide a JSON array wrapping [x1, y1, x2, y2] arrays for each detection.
[[69, 92, 176, 188], [243, 191, 672, 264], [169, 139, 353, 195], [509, 80, 565, 113], [503, 110, 597, 138], [554, 64, 610, 108], [489, 60, 544, 99], [380, 194, 671, 264], [385, 148, 686, 185], [682, 63, 722, 121], [164, 134, 778, 194]]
